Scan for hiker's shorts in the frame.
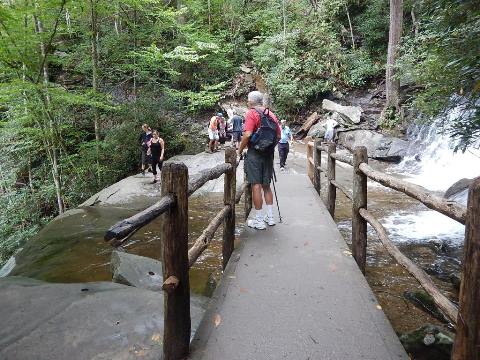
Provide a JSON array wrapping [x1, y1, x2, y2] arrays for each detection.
[[208, 128, 219, 141], [141, 148, 150, 166], [245, 148, 273, 186]]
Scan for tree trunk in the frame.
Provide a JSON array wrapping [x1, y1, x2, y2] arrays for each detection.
[[345, 4, 355, 50], [452, 179, 480, 359], [90, 0, 101, 182], [34, 12, 65, 214], [411, 3, 418, 37], [385, 0, 403, 109]]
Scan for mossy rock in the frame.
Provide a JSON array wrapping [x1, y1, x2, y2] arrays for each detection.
[[400, 324, 453, 360]]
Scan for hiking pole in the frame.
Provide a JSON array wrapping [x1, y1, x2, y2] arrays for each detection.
[[271, 168, 283, 223]]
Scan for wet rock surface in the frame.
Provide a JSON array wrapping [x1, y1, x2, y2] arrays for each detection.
[[80, 149, 244, 208], [111, 250, 163, 291], [0, 276, 206, 360], [400, 324, 454, 360], [444, 177, 478, 206], [338, 129, 409, 162]]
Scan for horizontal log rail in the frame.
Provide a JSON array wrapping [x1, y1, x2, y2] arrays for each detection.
[[105, 162, 233, 244], [359, 163, 467, 224], [317, 144, 329, 152], [188, 163, 232, 197], [330, 152, 353, 166], [188, 205, 231, 267], [105, 194, 175, 245], [308, 143, 477, 344], [331, 179, 352, 200], [188, 183, 246, 268], [359, 208, 458, 324]]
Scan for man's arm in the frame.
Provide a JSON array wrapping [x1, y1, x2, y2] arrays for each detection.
[[238, 131, 252, 156]]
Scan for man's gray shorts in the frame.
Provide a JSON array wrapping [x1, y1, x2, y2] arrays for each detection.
[[245, 149, 273, 185]]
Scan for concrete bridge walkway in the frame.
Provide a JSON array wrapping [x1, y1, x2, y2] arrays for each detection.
[[190, 162, 408, 360]]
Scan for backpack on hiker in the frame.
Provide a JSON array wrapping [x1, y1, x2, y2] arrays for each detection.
[[249, 108, 278, 154]]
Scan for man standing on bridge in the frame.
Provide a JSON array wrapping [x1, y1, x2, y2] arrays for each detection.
[[238, 91, 281, 230]]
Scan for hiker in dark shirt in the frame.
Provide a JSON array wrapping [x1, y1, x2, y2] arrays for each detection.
[[148, 130, 165, 184], [231, 111, 243, 149], [139, 124, 152, 176]]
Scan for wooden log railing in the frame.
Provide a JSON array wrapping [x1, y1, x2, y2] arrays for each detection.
[[103, 147, 252, 360], [307, 142, 478, 359], [105, 161, 235, 245]]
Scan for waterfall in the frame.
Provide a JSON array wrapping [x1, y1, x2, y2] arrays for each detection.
[[395, 105, 480, 193], [382, 105, 480, 246]]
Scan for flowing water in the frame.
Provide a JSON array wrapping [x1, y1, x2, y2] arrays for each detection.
[[332, 110, 480, 334], [9, 193, 244, 297]]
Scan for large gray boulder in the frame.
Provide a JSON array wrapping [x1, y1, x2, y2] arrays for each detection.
[[80, 149, 244, 208], [307, 120, 327, 138], [338, 129, 409, 162], [322, 99, 363, 124], [444, 177, 478, 206], [0, 276, 206, 360], [111, 250, 164, 291]]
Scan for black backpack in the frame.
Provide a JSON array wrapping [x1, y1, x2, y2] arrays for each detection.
[[249, 108, 278, 154]]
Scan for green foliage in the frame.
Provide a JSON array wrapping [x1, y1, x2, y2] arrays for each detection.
[[252, 16, 381, 115], [398, 0, 480, 149], [355, 0, 389, 57]]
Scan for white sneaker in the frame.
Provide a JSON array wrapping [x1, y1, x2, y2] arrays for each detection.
[[247, 218, 267, 230], [264, 215, 276, 226]]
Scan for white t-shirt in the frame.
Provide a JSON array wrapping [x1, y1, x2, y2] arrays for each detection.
[[325, 118, 338, 131]]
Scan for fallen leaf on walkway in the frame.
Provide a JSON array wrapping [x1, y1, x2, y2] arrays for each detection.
[[228, 275, 236, 279], [342, 250, 352, 256], [214, 314, 221, 327], [376, 305, 382, 310], [151, 333, 161, 343], [239, 287, 248, 293], [304, 241, 310, 246], [329, 264, 337, 272]]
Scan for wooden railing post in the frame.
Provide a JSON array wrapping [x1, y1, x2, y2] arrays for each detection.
[[223, 147, 236, 270], [452, 178, 480, 360], [326, 143, 336, 216], [352, 146, 368, 274], [244, 168, 252, 221], [160, 161, 190, 360], [314, 139, 322, 195], [307, 142, 313, 182]]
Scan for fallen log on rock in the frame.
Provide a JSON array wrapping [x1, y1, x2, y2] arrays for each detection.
[[295, 112, 320, 138]]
